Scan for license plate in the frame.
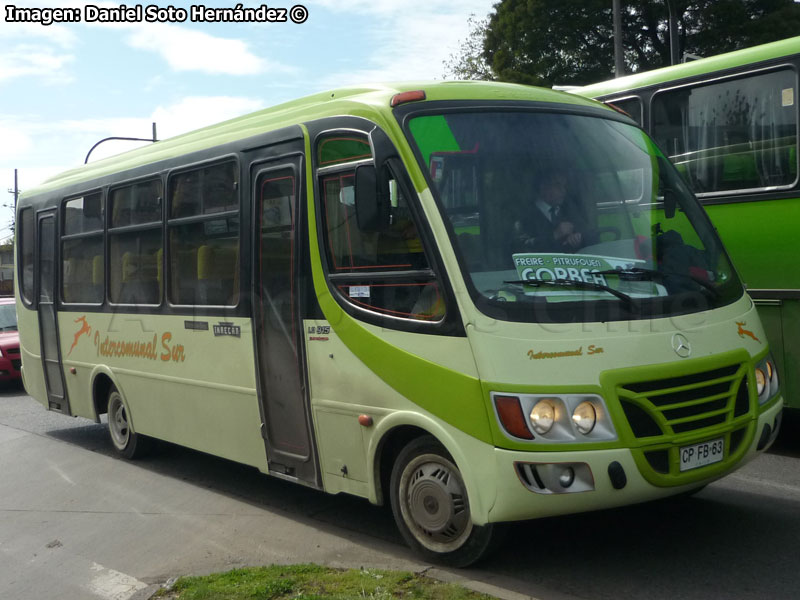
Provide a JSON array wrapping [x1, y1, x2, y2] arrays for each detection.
[[679, 437, 724, 472]]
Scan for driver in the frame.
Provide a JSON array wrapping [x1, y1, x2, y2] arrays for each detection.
[[513, 171, 596, 253]]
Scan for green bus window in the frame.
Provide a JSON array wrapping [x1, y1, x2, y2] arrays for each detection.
[[18, 207, 34, 303], [652, 68, 798, 193], [62, 193, 104, 304], [168, 161, 240, 306], [609, 97, 642, 127], [317, 134, 443, 322]]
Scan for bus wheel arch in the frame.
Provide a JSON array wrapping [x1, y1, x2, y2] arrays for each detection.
[[91, 371, 114, 422], [388, 434, 501, 567], [90, 370, 151, 459], [374, 424, 430, 506]]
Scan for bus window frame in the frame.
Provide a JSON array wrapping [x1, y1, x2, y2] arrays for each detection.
[[105, 175, 165, 309], [310, 123, 464, 337], [17, 205, 36, 307], [165, 155, 242, 310], [606, 95, 643, 126], [60, 188, 106, 307], [646, 62, 800, 201]]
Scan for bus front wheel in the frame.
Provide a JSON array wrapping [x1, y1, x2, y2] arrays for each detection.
[[107, 387, 150, 459], [389, 436, 499, 567]]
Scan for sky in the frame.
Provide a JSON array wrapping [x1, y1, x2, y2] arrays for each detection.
[[0, 0, 496, 244]]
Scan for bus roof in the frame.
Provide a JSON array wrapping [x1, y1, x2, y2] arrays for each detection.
[[23, 80, 604, 197], [577, 35, 800, 99]]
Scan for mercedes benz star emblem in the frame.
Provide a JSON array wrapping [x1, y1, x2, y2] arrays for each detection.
[[671, 333, 692, 358]]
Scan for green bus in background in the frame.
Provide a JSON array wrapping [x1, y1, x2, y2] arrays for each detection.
[[576, 36, 800, 412]]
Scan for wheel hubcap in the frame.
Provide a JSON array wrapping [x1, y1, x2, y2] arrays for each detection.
[[401, 455, 472, 550], [108, 394, 129, 448]]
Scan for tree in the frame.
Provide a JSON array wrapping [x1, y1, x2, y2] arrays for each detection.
[[442, 14, 495, 80], [445, 0, 800, 86]]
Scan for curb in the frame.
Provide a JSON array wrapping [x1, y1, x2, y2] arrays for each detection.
[[424, 568, 540, 600]]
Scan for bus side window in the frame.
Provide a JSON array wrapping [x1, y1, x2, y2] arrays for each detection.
[[317, 135, 444, 323], [61, 193, 104, 304], [110, 231, 162, 305], [108, 181, 162, 305], [168, 161, 240, 306], [652, 68, 798, 194], [613, 97, 642, 126], [18, 208, 35, 303]]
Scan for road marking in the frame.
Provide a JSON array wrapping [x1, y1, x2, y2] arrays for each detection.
[[48, 462, 76, 485], [86, 563, 148, 600]]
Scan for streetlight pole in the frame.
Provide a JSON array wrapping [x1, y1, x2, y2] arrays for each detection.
[[85, 122, 158, 164]]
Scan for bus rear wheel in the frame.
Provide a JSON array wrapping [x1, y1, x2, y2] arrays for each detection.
[[389, 436, 499, 567], [107, 387, 150, 459]]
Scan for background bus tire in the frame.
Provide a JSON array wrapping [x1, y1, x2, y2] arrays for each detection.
[[389, 435, 501, 567], [106, 387, 151, 459]]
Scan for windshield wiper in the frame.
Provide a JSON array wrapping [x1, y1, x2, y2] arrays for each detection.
[[595, 267, 719, 297], [503, 278, 638, 312]]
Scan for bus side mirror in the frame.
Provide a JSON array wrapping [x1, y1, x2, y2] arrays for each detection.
[[355, 164, 390, 231]]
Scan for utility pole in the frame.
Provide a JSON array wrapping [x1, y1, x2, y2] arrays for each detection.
[[613, 0, 625, 77], [665, 0, 680, 65], [6, 169, 19, 210]]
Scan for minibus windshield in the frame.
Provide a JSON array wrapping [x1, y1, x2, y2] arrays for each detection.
[[406, 109, 743, 323]]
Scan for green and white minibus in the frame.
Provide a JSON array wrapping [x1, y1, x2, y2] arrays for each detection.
[[575, 36, 800, 413], [16, 81, 783, 566]]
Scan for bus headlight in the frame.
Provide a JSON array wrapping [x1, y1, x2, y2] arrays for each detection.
[[491, 393, 618, 443], [572, 401, 597, 435], [755, 354, 780, 405], [755, 368, 767, 397], [530, 399, 556, 435]]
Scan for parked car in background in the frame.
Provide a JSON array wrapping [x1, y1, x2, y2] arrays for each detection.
[[0, 297, 21, 382]]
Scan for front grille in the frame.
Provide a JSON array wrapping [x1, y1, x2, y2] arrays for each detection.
[[618, 363, 747, 438], [6, 347, 19, 356], [10, 359, 21, 371]]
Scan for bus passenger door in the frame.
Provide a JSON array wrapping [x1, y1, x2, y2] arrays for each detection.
[[252, 156, 319, 486], [37, 212, 69, 414]]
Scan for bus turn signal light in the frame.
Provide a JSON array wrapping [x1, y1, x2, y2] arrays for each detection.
[[494, 395, 534, 439]]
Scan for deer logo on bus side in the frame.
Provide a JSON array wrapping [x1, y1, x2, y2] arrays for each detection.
[[736, 321, 760, 343], [68, 316, 92, 356]]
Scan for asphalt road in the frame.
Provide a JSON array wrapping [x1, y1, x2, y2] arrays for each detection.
[[1, 383, 799, 600]]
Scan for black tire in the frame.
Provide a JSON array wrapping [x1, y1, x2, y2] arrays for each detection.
[[107, 386, 151, 459], [389, 435, 500, 567]]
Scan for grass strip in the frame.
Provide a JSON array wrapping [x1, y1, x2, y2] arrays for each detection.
[[155, 563, 496, 599]]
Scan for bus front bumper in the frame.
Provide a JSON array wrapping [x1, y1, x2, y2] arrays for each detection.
[[485, 397, 783, 524]]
